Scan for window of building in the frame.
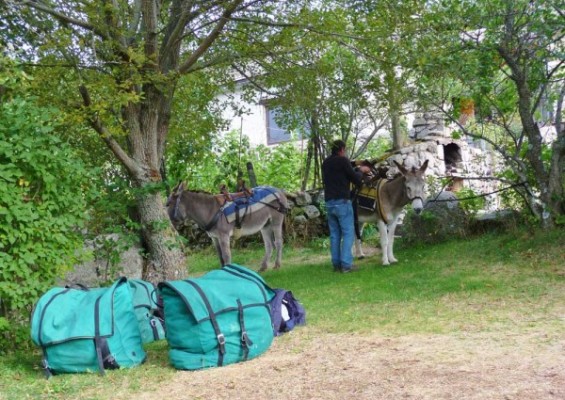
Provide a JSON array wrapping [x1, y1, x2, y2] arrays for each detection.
[[266, 106, 292, 145]]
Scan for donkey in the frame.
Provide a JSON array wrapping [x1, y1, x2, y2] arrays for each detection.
[[354, 160, 428, 265], [166, 182, 288, 271]]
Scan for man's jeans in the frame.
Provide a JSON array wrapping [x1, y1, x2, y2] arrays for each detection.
[[325, 199, 355, 270]]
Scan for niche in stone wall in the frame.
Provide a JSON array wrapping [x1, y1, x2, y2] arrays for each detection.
[[443, 143, 462, 174]]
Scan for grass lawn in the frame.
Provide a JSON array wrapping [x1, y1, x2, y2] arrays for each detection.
[[0, 228, 563, 399]]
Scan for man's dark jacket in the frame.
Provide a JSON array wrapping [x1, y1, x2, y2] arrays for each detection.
[[322, 154, 363, 201]]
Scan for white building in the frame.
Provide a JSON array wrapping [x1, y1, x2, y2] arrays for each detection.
[[217, 79, 294, 147]]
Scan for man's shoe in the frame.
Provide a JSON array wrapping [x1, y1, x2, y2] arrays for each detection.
[[341, 265, 359, 273], [333, 264, 341, 272]]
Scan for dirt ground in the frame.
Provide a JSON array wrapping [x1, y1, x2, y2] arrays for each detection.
[[136, 326, 564, 400]]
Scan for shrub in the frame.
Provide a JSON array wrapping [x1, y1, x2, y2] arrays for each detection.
[[0, 97, 90, 353]]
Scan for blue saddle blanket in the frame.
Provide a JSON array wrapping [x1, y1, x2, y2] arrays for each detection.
[[223, 186, 280, 224]]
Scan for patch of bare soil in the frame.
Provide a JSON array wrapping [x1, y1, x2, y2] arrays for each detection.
[[136, 326, 564, 400]]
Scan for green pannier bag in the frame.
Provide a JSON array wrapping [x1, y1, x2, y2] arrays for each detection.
[[128, 279, 166, 344], [158, 264, 275, 370], [30, 277, 146, 376]]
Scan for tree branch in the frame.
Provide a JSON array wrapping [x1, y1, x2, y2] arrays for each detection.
[[555, 82, 565, 137], [178, 0, 243, 74], [79, 85, 140, 175], [21, 0, 108, 40], [532, 59, 565, 114]]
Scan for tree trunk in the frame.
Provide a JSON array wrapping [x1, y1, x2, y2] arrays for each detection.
[[385, 67, 406, 151], [390, 112, 404, 151], [121, 86, 187, 283], [246, 162, 258, 187], [301, 140, 313, 191], [137, 189, 187, 284], [548, 85, 565, 219], [497, 40, 563, 227]]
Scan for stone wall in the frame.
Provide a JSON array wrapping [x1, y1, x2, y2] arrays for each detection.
[[60, 234, 145, 287], [65, 112, 505, 282]]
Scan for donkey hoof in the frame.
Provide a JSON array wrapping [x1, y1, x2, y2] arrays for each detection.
[[258, 266, 268, 272], [274, 264, 281, 270]]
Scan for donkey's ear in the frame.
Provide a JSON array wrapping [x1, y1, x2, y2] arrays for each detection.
[[171, 181, 180, 193], [176, 181, 185, 194], [420, 160, 429, 173], [393, 160, 408, 175]]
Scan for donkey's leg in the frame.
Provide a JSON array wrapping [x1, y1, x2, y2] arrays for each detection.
[[387, 218, 399, 264], [211, 236, 225, 267], [354, 223, 366, 259], [218, 234, 232, 266], [272, 218, 284, 269], [377, 219, 390, 265], [259, 225, 274, 272]]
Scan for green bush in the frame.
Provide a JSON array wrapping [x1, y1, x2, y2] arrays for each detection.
[[0, 97, 90, 353], [455, 187, 485, 216], [401, 205, 470, 246], [167, 130, 307, 192]]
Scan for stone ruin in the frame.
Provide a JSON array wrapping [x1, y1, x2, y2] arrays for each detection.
[[386, 111, 502, 211]]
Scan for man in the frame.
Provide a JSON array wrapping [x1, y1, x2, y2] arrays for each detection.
[[322, 140, 370, 273]]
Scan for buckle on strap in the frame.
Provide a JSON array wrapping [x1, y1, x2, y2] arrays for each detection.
[[241, 331, 253, 347], [217, 333, 226, 354], [41, 358, 53, 379]]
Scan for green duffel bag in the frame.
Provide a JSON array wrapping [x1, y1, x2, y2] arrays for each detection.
[[158, 264, 275, 370], [30, 277, 146, 377], [128, 279, 166, 344]]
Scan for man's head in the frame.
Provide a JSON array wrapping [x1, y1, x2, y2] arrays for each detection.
[[330, 139, 346, 156]]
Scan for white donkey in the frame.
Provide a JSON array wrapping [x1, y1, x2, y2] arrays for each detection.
[[355, 160, 428, 265], [167, 182, 288, 271]]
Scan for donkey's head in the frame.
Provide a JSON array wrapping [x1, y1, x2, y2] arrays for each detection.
[[166, 181, 186, 228], [393, 160, 429, 214]]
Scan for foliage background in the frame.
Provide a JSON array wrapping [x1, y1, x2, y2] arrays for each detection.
[[0, 63, 92, 351]]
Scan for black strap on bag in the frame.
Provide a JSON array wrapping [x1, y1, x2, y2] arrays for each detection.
[[149, 318, 161, 340], [93, 295, 119, 376], [41, 350, 53, 379], [64, 283, 90, 290], [185, 280, 226, 367], [237, 299, 253, 361], [94, 295, 106, 376]]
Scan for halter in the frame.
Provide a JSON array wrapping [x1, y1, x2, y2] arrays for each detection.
[[166, 192, 184, 223], [169, 190, 226, 231]]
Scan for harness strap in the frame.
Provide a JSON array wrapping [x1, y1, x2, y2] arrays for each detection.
[[173, 193, 183, 220], [376, 179, 389, 225], [203, 208, 224, 231], [234, 202, 251, 229], [185, 280, 226, 367], [257, 190, 287, 214]]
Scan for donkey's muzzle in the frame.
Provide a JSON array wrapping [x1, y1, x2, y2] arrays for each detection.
[[412, 198, 424, 215]]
